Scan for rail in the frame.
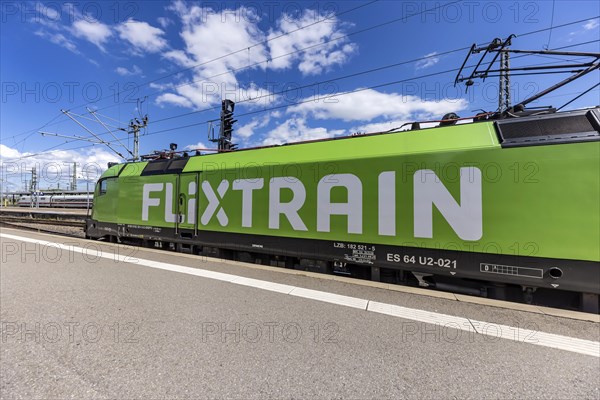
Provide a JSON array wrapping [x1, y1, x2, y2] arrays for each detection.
[[0, 208, 87, 228]]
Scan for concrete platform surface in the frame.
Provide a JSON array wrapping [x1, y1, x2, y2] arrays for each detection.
[[1, 228, 599, 399]]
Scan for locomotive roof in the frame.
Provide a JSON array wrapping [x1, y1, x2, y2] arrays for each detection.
[[98, 106, 600, 180], [101, 121, 498, 179]]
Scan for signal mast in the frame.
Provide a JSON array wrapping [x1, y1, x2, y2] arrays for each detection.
[[208, 99, 238, 151]]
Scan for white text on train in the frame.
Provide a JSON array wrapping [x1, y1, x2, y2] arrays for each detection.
[[141, 167, 482, 241]]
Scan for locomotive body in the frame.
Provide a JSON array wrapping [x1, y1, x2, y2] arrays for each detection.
[[86, 108, 600, 305]]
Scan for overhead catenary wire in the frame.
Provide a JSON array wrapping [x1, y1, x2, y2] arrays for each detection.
[[22, 49, 470, 144], [544, 0, 557, 49], [557, 83, 600, 110], [82, 13, 600, 120], [3, 0, 469, 143], [56, 37, 600, 144], [7, 38, 597, 164], [4, 21, 599, 161], [14, 70, 600, 163], [63, 0, 386, 113], [8, 61, 598, 163], [6, 66, 466, 162], [83, 0, 466, 117], [518, 16, 599, 38], [149, 49, 470, 125], [6, 112, 64, 152], [1, 0, 380, 143], [127, 0, 381, 89], [3, 13, 597, 143], [135, 53, 600, 140], [84, 39, 600, 137]]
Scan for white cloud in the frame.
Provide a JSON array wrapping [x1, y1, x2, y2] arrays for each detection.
[[261, 118, 342, 146], [156, 93, 194, 108], [30, 2, 62, 28], [288, 89, 468, 122], [415, 52, 439, 70], [34, 30, 80, 54], [157, 5, 357, 110], [185, 141, 209, 151], [583, 19, 599, 30], [163, 49, 196, 68], [267, 10, 357, 75], [236, 114, 272, 139], [115, 65, 143, 76], [237, 119, 262, 139], [157, 4, 271, 109], [149, 82, 175, 91], [29, 4, 111, 61], [38, 3, 60, 20], [167, 0, 189, 17], [567, 19, 599, 42], [176, 5, 267, 75], [236, 83, 280, 109], [0, 144, 21, 159], [116, 19, 168, 54], [33, 29, 99, 65], [71, 18, 112, 51], [0, 144, 119, 191], [157, 17, 173, 29]]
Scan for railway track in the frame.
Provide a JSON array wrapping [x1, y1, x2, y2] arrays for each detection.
[[0, 216, 86, 228], [0, 220, 85, 238], [0, 208, 87, 226], [0, 209, 87, 237]]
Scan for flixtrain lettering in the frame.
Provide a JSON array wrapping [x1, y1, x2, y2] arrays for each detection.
[[141, 167, 482, 241]]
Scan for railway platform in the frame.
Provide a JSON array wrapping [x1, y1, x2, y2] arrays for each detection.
[[1, 228, 599, 399]]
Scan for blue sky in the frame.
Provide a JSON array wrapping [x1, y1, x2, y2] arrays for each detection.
[[0, 0, 599, 190]]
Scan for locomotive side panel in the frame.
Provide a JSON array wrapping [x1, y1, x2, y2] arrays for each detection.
[[86, 122, 599, 295], [179, 141, 599, 263]]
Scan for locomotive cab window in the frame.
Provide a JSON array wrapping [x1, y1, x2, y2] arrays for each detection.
[[98, 180, 107, 195], [97, 177, 116, 196]]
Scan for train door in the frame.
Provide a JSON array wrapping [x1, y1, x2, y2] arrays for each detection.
[[176, 172, 200, 237]]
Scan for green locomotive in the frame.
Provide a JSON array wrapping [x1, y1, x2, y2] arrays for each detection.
[[86, 106, 600, 309], [86, 37, 600, 310]]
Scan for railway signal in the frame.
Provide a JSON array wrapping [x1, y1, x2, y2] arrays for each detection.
[[209, 99, 238, 151]]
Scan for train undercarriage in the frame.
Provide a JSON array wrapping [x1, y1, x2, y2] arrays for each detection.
[[87, 221, 600, 314]]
